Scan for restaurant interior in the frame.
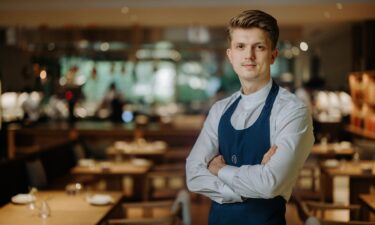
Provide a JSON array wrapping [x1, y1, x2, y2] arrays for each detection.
[[1, 0, 375, 224]]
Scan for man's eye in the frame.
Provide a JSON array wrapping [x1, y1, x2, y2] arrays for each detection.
[[256, 45, 265, 51], [236, 44, 245, 49]]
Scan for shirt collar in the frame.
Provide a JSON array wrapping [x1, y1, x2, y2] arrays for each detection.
[[239, 79, 273, 106]]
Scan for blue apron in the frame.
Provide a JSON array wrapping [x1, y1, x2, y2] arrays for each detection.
[[208, 81, 286, 225]]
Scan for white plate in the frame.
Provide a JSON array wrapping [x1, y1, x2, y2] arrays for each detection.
[[86, 194, 113, 206], [131, 158, 149, 166], [324, 159, 339, 168], [78, 159, 95, 167], [11, 194, 36, 204]]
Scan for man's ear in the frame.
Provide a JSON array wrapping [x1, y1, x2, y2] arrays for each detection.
[[271, 49, 278, 64], [226, 48, 232, 63]]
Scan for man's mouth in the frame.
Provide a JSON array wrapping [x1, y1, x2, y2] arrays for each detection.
[[241, 63, 256, 68]]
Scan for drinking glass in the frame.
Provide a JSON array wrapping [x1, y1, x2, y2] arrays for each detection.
[[39, 200, 50, 219]]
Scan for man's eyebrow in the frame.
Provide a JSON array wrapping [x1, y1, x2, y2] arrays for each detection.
[[233, 40, 266, 44], [253, 41, 266, 45]]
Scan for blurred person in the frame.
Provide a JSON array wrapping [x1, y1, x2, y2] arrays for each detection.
[[101, 83, 125, 122], [83, 67, 105, 103], [186, 10, 314, 225], [116, 63, 134, 101], [65, 65, 78, 85]]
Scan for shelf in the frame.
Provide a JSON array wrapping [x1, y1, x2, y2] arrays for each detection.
[[346, 125, 375, 139], [351, 100, 375, 107]]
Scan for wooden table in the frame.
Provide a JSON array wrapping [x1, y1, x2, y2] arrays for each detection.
[[106, 141, 168, 164], [0, 191, 122, 225], [360, 194, 375, 220], [311, 143, 354, 159], [320, 160, 375, 204], [360, 194, 375, 212], [72, 160, 152, 200]]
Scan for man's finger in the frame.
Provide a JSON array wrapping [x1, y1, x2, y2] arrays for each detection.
[[267, 145, 277, 156], [269, 144, 277, 152], [263, 145, 276, 159], [268, 145, 277, 157]]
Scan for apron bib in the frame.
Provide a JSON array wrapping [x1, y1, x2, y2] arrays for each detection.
[[208, 81, 285, 225]]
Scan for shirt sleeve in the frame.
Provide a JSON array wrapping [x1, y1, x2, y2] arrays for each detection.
[[186, 102, 243, 204], [217, 102, 314, 200]]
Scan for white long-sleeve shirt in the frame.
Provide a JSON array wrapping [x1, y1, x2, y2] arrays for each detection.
[[186, 80, 314, 204]]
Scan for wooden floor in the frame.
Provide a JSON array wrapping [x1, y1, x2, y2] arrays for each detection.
[[190, 194, 303, 225]]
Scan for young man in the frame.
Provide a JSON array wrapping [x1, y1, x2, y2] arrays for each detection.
[[186, 10, 314, 225]]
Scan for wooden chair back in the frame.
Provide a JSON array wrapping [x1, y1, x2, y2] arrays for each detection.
[[299, 200, 375, 225], [144, 169, 186, 201], [107, 189, 191, 225]]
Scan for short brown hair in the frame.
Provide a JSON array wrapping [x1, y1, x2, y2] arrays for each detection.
[[228, 10, 279, 49]]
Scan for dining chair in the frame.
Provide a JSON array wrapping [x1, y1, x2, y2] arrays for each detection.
[[292, 163, 321, 202], [297, 199, 375, 225], [144, 166, 186, 201], [72, 143, 87, 163], [25, 159, 48, 189], [306, 217, 375, 225], [107, 189, 191, 225]]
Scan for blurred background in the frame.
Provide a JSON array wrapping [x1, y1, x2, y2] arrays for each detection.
[[1, 0, 375, 157], [0, 0, 375, 157], [0, 1, 375, 225]]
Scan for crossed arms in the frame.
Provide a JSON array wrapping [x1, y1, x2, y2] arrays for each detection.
[[186, 100, 314, 204]]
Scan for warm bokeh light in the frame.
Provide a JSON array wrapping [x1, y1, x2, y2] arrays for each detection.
[[336, 3, 343, 10], [40, 70, 47, 80], [299, 42, 309, 51], [121, 6, 130, 15], [100, 42, 110, 51], [291, 46, 300, 56]]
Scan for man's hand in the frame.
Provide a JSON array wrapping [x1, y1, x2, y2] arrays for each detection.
[[261, 145, 277, 165], [208, 155, 226, 176], [207, 145, 277, 176]]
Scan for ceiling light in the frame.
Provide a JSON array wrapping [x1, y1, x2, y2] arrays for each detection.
[[299, 42, 308, 51], [100, 42, 110, 51], [40, 70, 47, 80]]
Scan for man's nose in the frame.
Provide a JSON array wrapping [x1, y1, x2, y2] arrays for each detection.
[[245, 47, 255, 60]]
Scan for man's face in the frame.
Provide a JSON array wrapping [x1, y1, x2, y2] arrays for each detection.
[[227, 27, 278, 85]]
